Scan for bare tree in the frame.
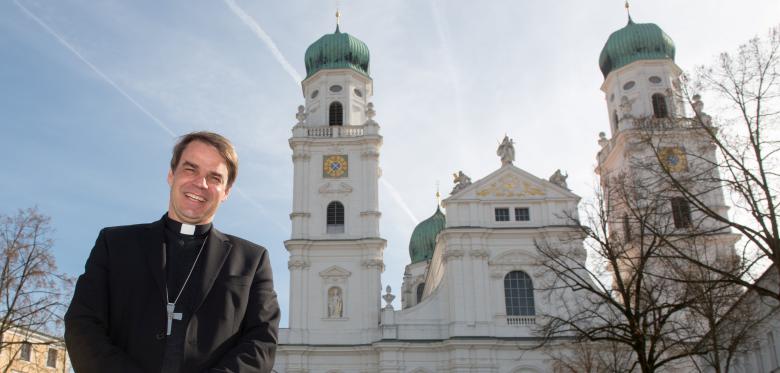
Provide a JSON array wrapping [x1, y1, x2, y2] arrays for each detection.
[[535, 167, 767, 373], [640, 26, 780, 301], [0, 208, 71, 372]]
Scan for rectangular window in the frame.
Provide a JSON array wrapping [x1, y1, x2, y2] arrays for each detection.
[[19, 342, 31, 361], [514, 208, 530, 221], [623, 214, 632, 241], [47, 348, 57, 368], [495, 208, 509, 221], [671, 197, 692, 228]]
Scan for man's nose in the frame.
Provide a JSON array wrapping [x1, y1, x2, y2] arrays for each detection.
[[194, 176, 208, 189]]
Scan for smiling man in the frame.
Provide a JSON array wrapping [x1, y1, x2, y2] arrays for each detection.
[[65, 132, 280, 373]]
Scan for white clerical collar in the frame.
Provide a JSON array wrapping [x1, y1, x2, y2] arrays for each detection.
[[180, 224, 196, 235]]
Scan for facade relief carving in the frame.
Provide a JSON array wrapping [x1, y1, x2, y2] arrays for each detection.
[[476, 174, 544, 197], [318, 182, 354, 195]]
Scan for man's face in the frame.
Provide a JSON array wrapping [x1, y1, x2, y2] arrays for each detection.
[[167, 140, 231, 225]]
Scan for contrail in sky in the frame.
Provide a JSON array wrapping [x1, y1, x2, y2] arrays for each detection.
[[223, 0, 303, 84], [381, 178, 419, 225], [14, 0, 289, 234], [13, 0, 176, 138]]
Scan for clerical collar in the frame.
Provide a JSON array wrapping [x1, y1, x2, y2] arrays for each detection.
[[164, 215, 211, 237]]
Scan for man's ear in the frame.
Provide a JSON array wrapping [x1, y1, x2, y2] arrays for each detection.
[[167, 169, 174, 187], [223, 185, 232, 202]]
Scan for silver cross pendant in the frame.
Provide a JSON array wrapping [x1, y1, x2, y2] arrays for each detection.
[[166, 302, 183, 336]]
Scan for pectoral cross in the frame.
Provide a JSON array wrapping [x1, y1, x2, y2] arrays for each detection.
[[166, 302, 182, 336]]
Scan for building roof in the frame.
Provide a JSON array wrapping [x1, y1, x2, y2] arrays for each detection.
[[598, 16, 676, 78], [304, 26, 370, 78], [409, 206, 446, 263]]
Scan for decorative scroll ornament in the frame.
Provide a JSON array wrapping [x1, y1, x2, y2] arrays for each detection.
[[476, 174, 544, 197]]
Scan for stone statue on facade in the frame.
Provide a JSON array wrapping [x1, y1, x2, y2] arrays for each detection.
[[328, 287, 343, 318], [598, 132, 609, 148], [497, 135, 515, 166], [619, 96, 635, 119], [691, 94, 712, 126], [383, 285, 396, 310], [549, 169, 569, 190], [451, 171, 472, 195], [295, 105, 307, 126]]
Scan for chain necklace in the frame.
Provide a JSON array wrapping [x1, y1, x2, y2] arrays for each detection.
[[163, 238, 207, 336]]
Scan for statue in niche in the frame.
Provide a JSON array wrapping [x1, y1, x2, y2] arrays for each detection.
[[619, 96, 636, 118], [327, 287, 343, 318], [549, 169, 569, 189], [497, 135, 515, 166], [451, 171, 472, 195]]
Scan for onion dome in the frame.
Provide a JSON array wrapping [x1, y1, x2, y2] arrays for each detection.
[[409, 207, 446, 263], [599, 17, 676, 78], [304, 26, 370, 78]]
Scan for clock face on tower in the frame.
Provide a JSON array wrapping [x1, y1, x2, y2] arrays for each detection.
[[659, 147, 688, 172], [323, 154, 348, 178]]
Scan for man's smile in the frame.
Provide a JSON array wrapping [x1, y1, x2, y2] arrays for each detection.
[[185, 192, 206, 202]]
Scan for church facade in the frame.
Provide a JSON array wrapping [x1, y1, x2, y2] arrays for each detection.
[[273, 14, 745, 373]]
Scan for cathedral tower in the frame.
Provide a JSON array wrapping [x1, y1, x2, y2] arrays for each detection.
[[596, 15, 738, 269], [284, 23, 385, 345]]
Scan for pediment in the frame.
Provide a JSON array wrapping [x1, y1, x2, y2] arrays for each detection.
[[445, 165, 578, 202], [319, 266, 351, 279]]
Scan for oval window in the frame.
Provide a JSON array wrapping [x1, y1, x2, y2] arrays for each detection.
[[310, 90, 319, 99], [353, 88, 363, 97], [329, 85, 343, 93], [623, 81, 636, 90], [610, 93, 615, 102], [649, 76, 662, 84]]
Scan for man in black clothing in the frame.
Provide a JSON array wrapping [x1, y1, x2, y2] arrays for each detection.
[[65, 132, 280, 373]]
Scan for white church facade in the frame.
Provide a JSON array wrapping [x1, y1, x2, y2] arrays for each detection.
[[273, 13, 763, 373]]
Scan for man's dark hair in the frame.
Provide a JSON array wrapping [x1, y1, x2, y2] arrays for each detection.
[[170, 131, 239, 187]]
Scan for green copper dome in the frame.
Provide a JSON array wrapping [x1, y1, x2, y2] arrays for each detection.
[[409, 207, 446, 263], [599, 17, 675, 78], [304, 26, 370, 78]]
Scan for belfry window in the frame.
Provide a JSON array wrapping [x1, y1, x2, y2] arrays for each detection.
[[504, 271, 535, 316], [327, 201, 345, 233], [416, 283, 425, 303], [652, 93, 669, 118], [329, 102, 344, 126], [671, 197, 692, 228], [612, 110, 619, 132]]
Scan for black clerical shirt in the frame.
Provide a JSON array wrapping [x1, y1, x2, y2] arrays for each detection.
[[161, 216, 211, 373]]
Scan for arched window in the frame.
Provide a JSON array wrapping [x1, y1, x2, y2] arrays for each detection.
[[416, 283, 425, 303], [327, 201, 344, 233], [329, 102, 344, 126], [504, 271, 535, 316], [652, 93, 668, 118], [612, 110, 619, 132]]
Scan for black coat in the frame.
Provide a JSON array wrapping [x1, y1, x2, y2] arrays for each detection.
[[64, 217, 280, 373]]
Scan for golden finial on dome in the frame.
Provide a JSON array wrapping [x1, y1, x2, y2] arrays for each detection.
[[435, 181, 441, 207]]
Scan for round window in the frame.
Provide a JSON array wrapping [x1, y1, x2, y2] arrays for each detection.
[[354, 88, 363, 97], [649, 76, 662, 84], [623, 81, 636, 90], [310, 90, 319, 99], [330, 85, 343, 93]]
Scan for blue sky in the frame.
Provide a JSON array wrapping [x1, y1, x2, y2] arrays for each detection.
[[2, 0, 778, 328]]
